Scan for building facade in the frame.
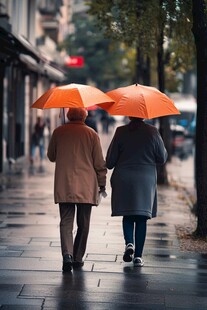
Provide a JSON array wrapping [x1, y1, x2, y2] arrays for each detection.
[[0, 0, 72, 172]]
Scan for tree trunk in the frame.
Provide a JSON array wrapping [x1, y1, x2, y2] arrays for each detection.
[[143, 56, 151, 86], [134, 47, 142, 84], [192, 0, 207, 237], [134, 48, 151, 85], [156, 2, 169, 185]]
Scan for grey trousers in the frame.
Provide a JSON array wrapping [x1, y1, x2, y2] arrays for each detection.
[[59, 203, 92, 262]]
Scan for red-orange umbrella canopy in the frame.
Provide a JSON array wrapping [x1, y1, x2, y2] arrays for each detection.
[[86, 105, 98, 111], [99, 84, 180, 119], [31, 83, 114, 109]]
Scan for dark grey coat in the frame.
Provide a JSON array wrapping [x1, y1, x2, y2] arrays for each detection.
[[106, 119, 168, 218]]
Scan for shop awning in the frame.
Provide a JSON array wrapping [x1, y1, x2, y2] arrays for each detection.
[[19, 53, 65, 81], [0, 26, 66, 82]]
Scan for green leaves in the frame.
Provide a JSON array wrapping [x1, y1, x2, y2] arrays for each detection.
[[88, 0, 196, 86], [61, 13, 133, 89]]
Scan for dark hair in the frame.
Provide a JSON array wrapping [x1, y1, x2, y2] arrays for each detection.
[[128, 117, 144, 131]]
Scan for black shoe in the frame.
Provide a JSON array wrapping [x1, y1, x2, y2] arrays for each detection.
[[73, 261, 84, 269], [62, 254, 73, 272], [123, 243, 135, 262]]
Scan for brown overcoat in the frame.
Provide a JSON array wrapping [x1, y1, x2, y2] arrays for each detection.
[[47, 121, 107, 205]]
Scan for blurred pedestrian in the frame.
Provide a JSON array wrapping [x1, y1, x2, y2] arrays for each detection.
[[43, 117, 51, 149], [100, 110, 109, 134], [85, 110, 98, 132], [30, 116, 45, 168], [106, 117, 167, 267], [47, 107, 107, 272]]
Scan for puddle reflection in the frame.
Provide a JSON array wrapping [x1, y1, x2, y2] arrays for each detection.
[[55, 271, 88, 309]]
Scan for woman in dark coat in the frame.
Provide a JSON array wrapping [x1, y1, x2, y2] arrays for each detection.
[[106, 117, 167, 267]]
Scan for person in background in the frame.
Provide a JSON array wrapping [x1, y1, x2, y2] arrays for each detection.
[[106, 117, 167, 267], [47, 107, 107, 272], [85, 110, 98, 132], [100, 110, 109, 134], [43, 117, 51, 150], [30, 116, 45, 168]]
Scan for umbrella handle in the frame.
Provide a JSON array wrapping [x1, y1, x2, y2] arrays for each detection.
[[63, 108, 65, 124], [59, 108, 66, 124]]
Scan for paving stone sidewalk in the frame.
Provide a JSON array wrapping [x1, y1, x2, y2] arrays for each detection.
[[0, 145, 206, 309]]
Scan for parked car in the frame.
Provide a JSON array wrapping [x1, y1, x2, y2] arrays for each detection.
[[171, 124, 194, 160]]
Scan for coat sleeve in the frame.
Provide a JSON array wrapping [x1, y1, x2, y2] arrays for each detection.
[[92, 134, 107, 187], [154, 130, 168, 165], [47, 130, 56, 162], [106, 129, 120, 169]]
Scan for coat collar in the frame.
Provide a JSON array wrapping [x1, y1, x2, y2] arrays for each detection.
[[68, 121, 86, 125]]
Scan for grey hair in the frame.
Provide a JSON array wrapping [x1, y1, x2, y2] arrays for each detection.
[[67, 108, 88, 121]]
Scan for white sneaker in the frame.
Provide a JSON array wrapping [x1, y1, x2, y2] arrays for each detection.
[[123, 243, 134, 262], [133, 257, 144, 267]]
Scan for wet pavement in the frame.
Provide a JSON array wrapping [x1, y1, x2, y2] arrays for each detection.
[[0, 131, 206, 309]]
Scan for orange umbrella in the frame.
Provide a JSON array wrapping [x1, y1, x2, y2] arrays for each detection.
[[31, 83, 114, 109], [99, 84, 180, 119], [86, 105, 98, 111]]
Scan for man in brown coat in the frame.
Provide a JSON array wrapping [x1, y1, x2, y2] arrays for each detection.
[[47, 108, 107, 272]]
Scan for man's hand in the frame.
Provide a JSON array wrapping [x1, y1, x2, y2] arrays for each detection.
[[99, 186, 107, 198], [99, 186, 106, 192]]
